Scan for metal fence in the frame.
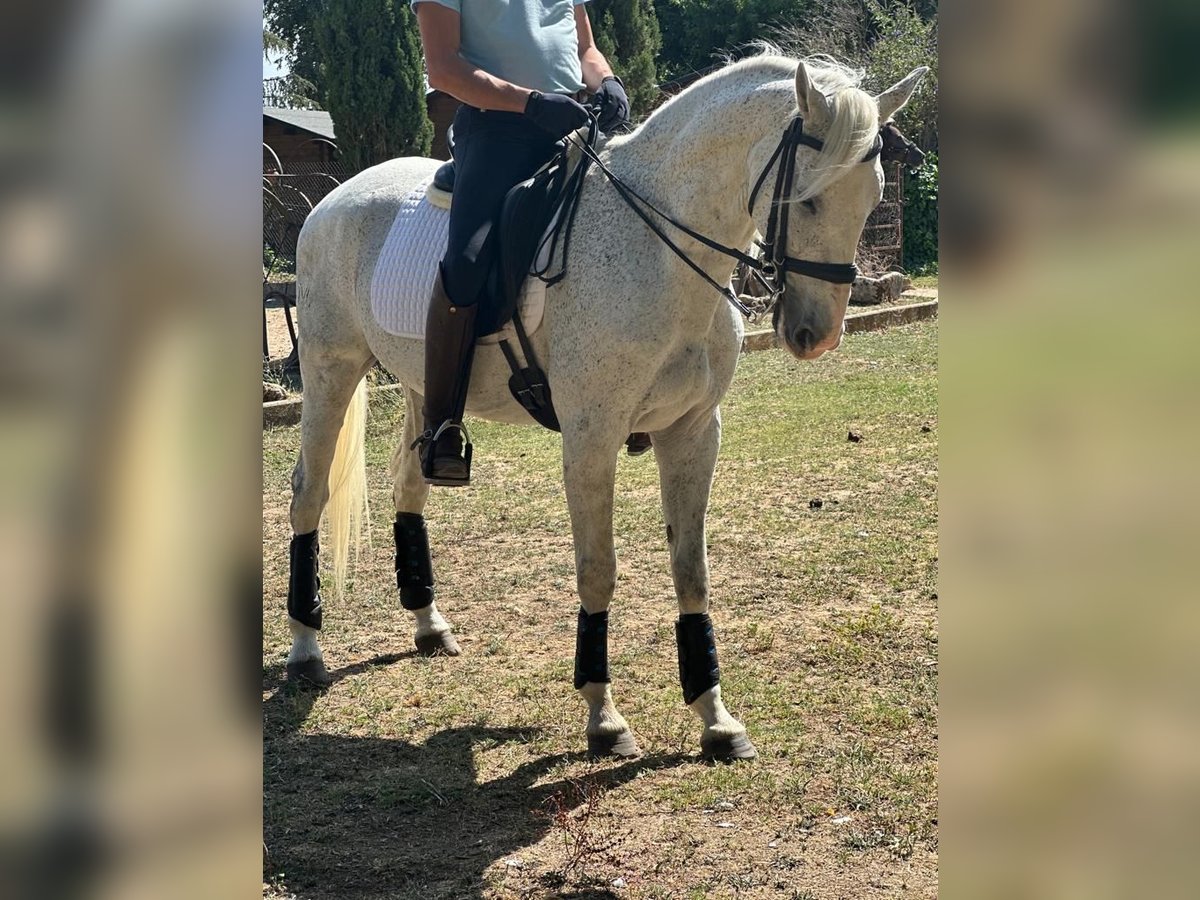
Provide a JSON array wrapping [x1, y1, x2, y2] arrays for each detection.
[[263, 148, 354, 359], [860, 162, 904, 272]]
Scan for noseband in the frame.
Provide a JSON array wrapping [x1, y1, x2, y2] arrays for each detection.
[[570, 114, 925, 319]]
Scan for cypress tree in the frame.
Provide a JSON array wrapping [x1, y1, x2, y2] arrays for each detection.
[[315, 0, 432, 170], [587, 0, 663, 118]]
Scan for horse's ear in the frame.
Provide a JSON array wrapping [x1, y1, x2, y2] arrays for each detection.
[[875, 66, 930, 123], [794, 61, 832, 128]]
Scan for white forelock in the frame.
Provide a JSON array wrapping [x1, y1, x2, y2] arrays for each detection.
[[791, 56, 880, 202], [622, 49, 880, 204]]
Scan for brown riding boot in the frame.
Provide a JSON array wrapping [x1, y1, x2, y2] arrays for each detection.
[[418, 270, 479, 486], [626, 432, 653, 456]]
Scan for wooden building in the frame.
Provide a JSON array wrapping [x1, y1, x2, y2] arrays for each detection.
[[263, 108, 339, 172], [426, 90, 460, 161], [263, 92, 460, 173]]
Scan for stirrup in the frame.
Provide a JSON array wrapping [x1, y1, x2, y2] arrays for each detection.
[[414, 421, 474, 487], [410, 420, 473, 451]]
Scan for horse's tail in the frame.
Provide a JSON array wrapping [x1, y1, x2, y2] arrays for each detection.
[[326, 377, 369, 598]]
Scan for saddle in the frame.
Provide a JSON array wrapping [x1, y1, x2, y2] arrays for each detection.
[[426, 127, 595, 431]]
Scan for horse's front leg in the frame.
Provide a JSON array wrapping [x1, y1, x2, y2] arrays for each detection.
[[561, 422, 640, 759], [655, 408, 757, 760], [392, 388, 460, 656]]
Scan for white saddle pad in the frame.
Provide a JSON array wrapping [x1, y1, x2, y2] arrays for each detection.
[[369, 175, 549, 345]]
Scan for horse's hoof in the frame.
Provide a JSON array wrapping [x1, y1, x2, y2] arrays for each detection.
[[286, 657, 332, 688], [701, 732, 758, 762], [587, 729, 641, 760], [415, 631, 461, 657]]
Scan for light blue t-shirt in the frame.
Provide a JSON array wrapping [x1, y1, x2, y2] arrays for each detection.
[[413, 0, 588, 95]]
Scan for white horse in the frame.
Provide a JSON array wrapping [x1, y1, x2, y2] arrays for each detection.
[[284, 53, 927, 761]]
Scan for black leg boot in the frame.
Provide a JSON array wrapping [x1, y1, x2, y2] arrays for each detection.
[[418, 269, 478, 487]]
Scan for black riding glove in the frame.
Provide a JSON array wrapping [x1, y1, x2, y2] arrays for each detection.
[[524, 91, 591, 139], [595, 75, 630, 134]]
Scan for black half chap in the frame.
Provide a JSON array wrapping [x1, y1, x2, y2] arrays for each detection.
[[676, 613, 721, 704], [394, 513, 434, 610], [574, 608, 610, 689], [441, 105, 559, 331], [287, 530, 321, 630]]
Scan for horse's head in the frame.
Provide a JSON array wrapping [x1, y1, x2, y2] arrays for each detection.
[[749, 60, 928, 360]]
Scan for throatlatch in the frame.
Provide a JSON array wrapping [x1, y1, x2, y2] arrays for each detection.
[[676, 613, 720, 704], [574, 608, 611, 689], [394, 513, 435, 610], [287, 530, 322, 630]]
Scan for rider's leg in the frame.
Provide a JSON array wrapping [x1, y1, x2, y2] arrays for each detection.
[[418, 106, 558, 486]]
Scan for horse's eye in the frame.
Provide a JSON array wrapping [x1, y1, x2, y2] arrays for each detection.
[[801, 199, 817, 214]]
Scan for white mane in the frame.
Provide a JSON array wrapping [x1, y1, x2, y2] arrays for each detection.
[[626, 50, 880, 203]]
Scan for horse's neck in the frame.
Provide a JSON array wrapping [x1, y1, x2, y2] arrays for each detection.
[[606, 74, 791, 278]]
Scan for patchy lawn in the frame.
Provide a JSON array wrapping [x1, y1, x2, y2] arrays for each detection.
[[263, 320, 938, 900]]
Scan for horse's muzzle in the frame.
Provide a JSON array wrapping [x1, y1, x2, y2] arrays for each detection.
[[786, 331, 839, 360], [774, 300, 841, 360]]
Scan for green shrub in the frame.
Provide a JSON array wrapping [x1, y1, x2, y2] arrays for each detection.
[[588, 0, 663, 118], [775, 0, 937, 151], [861, 0, 937, 152], [902, 151, 937, 275], [263, 244, 294, 278]]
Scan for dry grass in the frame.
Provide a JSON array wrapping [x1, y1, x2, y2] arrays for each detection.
[[262, 321, 938, 899]]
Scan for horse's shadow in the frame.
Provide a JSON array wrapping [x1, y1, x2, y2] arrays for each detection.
[[264, 654, 686, 899]]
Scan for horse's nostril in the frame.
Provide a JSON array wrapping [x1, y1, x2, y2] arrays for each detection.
[[791, 326, 816, 352]]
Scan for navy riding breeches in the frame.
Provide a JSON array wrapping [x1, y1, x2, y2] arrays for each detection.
[[441, 104, 560, 312]]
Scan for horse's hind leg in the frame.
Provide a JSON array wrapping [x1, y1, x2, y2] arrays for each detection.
[[391, 388, 459, 656], [561, 423, 640, 759], [287, 345, 372, 686], [655, 408, 756, 761]]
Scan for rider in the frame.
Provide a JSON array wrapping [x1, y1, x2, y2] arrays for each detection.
[[412, 0, 632, 486]]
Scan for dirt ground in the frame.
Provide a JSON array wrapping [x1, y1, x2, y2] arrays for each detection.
[[264, 306, 298, 365], [263, 322, 938, 899]]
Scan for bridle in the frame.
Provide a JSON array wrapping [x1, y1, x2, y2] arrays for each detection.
[[748, 115, 881, 295], [568, 114, 925, 319]]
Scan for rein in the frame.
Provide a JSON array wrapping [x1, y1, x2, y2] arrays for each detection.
[[568, 114, 923, 320]]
